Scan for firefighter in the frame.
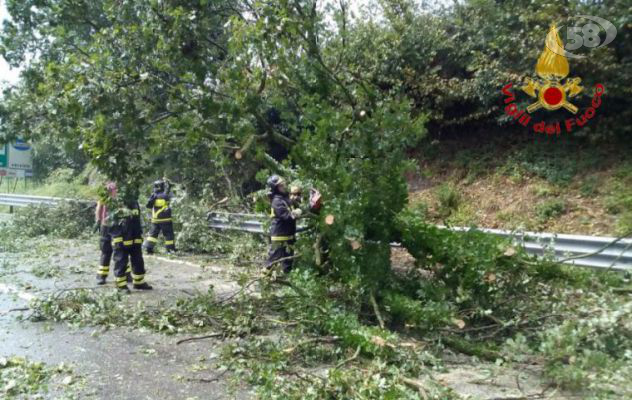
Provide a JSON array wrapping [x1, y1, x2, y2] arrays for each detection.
[[110, 187, 152, 292], [144, 179, 176, 254], [94, 181, 131, 285], [289, 185, 303, 209], [266, 175, 301, 273]]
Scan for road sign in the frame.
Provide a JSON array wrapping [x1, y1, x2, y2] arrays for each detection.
[[0, 144, 7, 168], [0, 139, 33, 177], [8, 139, 33, 171]]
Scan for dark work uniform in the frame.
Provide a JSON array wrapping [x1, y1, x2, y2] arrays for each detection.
[[98, 225, 113, 276], [96, 202, 131, 280], [110, 201, 147, 288], [267, 193, 297, 273], [144, 191, 175, 253]]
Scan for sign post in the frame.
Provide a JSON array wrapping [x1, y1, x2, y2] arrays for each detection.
[[0, 140, 33, 192]]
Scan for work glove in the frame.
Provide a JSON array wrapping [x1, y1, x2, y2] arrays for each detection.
[[291, 208, 302, 219]]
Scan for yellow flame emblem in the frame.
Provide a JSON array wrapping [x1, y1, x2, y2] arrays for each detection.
[[522, 25, 583, 113]]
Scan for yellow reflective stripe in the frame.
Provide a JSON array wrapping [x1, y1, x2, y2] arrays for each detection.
[[270, 208, 275, 217], [271, 236, 294, 241], [151, 218, 172, 223], [146, 236, 158, 243], [116, 281, 128, 288], [134, 239, 143, 244], [125, 266, 131, 274], [165, 240, 174, 245], [152, 203, 169, 220], [112, 237, 123, 244], [123, 240, 133, 246], [116, 276, 127, 282], [132, 274, 144, 283]]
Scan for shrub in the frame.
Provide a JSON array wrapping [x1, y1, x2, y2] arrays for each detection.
[[535, 199, 566, 222], [579, 176, 600, 197], [396, 208, 566, 327], [538, 295, 632, 398], [11, 201, 94, 238], [435, 183, 461, 218]]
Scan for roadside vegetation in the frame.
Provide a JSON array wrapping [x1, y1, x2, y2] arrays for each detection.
[[411, 137, 632, 235], [0, 356, 85, 399], [0, 0, 630, 399], [1, 202, 629, 399]]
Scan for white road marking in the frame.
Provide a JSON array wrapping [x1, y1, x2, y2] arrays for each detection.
[[0, 283, 36, 302], [147, 255, 202, 269]]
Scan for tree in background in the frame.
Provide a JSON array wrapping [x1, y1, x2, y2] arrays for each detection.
[[0, 0, 630, 328]]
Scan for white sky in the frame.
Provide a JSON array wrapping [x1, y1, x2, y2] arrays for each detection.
[[0, 0, 21, 87]]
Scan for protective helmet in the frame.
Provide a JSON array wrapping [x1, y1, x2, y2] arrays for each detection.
[[153, 180, 165, 192], [266, 175, 285, 192], [290, 185, 302, 195]]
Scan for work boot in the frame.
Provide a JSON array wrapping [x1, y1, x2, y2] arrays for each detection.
[[117, 285, 131, 294], [96, 275, 107, 285], [133, 282, 153, 290]]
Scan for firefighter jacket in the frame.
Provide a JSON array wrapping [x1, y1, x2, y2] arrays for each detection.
[[146, 191, 172, 223], [269, 193, 296, 241], [110, 200, 144, 248]]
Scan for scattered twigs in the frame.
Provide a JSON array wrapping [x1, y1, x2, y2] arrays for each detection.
[[369, 291, 385, 329], [266, 253, 302, 269], [0, 307, 29, 316], [334, 345, 361, 370], [176, 332, 223, 345], [401, 377, 429, 400], [605, 238, 632, 272], [185, 368, 229, 383], [445, 313, 567, 340], [282, 336, 340, 354], [214, 277, 260, 305], [557, 233, 630, 263]]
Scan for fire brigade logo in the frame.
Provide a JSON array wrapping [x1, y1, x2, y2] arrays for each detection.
[[501, 24, 605, 135], [522, 25, 583, 114]]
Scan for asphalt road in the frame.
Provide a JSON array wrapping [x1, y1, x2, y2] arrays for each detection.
[[0, 230, 249, 400]]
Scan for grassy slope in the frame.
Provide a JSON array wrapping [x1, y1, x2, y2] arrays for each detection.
[[2, 138, 631, 237], [0, 168, 96, 200], [408, 134, 632, 236]]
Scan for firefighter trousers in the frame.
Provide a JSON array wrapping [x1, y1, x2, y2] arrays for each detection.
[[144, 222, 176, 252], [266, 240, 295, 273], [113, 244, 146, 288], [97, 226, 130, 277]]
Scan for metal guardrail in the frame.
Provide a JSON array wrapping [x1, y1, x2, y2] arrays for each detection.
[[209, 212, 632, 271], [0, 193, 92, 211], [0, 193, 65, 207], [1, 194, 630, 271]]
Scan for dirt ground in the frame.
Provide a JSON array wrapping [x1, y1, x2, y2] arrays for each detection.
[[407, 138, 630, 237], [1, 224, 578, 399]]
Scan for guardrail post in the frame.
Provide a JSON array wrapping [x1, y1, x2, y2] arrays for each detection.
[[9, 205, 13, 214]]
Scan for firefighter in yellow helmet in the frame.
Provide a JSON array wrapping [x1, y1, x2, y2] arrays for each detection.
[[143, 179, 176, 254]]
